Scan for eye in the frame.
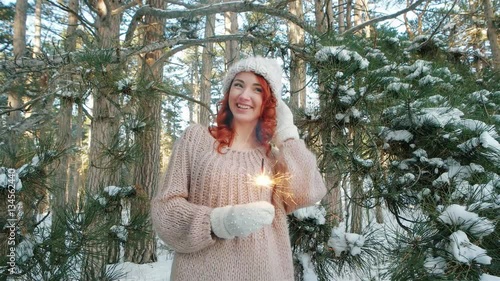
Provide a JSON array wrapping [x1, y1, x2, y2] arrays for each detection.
[[232, 82, 243, 88], [255, 87, 263, 93]]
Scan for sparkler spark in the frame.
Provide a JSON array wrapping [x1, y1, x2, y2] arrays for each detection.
[[254, 174, 274, 187], [248, 158, 297, 207]]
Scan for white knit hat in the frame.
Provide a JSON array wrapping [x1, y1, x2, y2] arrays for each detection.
[[221, 56, 283, 99]]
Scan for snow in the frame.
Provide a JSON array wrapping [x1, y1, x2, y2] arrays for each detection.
[[482, 274, 500, 281], [110, 225, 128, 242], [419, 74, 444, 86], [382, 129, 413, 142], [104, 185, 135, 197], [327, 227, 366, 257], [423, 255, 446, 275], [293, 204, 327, 225], [400, 60, 432, 79], [297, 253, 319, 281], [112, 252, 173, 281], [387, 82, 410, 92], [438, 204, 495, 238], [315, 46, 369, 69], [447, 230, 491, 265]]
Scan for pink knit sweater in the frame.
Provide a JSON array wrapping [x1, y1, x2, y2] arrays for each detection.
[[151, 124, 326, 281]]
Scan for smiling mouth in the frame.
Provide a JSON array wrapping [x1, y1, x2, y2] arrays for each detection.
[[236, 103, 253, 109]]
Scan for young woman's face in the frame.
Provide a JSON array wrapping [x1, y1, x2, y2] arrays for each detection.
[[228, 72, 264, 127]]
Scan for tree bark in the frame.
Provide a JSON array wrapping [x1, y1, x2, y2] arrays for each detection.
[[125, 0, 166, 264], [483, 0, 500, 70], [314, 0, 327, 33], [199, 4, 215, 126], [66, 0, 80, 206], [289, 0, 306, 108], [225, 0, 239, 67], [1, 0, 28, 261], [346, 0, 352, 29], [33, 0, 42, 56], [83, 0, 123, 278], [189, 48, 201, 124], [339, 0, 345, 33]]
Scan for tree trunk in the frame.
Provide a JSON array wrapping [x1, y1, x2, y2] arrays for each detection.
[[189, 48, 201, 124], [66, 0, 80, 206], [6, 0, 27, 144], [33, 0, 42, 56], [125, 0, 166, 264], [314, 0, 327, 33], [350, 129, 363, 233], [326, 0, 334, 32], [50, 0, 80, 265], [225, 0, 239, 67], [83, 0, 123, 278], [338, 0, 345, 33], [354, 0, 370, 37], [346, 0, 352, 29], [483, 0, 500, 70], [199, 6, 215, 126], [316, 0, 343, 224], [288, 0, 306, 108], [1, 0, 28, 262]]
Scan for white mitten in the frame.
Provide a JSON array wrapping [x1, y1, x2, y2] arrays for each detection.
[[210, 201, 275, 239], [274, 100, 299, 145]]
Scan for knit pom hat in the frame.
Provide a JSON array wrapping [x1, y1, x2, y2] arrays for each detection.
[[222, 56, 283, 99]]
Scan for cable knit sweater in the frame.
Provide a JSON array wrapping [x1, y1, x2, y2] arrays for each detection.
[[151, 124, 327, 281]]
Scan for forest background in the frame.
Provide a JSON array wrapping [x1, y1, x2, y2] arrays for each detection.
[[0, 0, 499, 280]]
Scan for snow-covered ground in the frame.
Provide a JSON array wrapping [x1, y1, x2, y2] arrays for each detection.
[[114, 253, 173, 281]]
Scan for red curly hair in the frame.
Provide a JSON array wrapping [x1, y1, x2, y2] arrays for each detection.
[[209, 74, 277, 154]]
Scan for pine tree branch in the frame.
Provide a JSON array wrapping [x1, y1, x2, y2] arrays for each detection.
[[152, 85, 215, 119], [124, 1, 317, 43], [342, 0, 426, 35], [0, 33, 301, 72]]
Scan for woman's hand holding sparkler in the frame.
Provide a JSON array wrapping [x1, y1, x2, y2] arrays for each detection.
[[274, 100, 299, 145], [210, 201, 275, 239]]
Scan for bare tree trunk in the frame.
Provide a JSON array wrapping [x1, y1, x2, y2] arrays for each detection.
[[33, 0, 42, 56], [288, 0, 306, 108], [354, 0, 370, 37], [349, 129, 363, 233], [199, 5, 215, 126], [338, 0, 345, 33], [7, 0, 27, 135], [225, 0, 239, 67], [346, 0, 352, 29], [483, 0, 500, 70], [50, 0, 80, 265], [189, 48, 201, 124], [326, 0, 334, 32], [314, 0, 327, 33], [69, 103, 84, 204], [316, 0, 343, 224], [125, 0, 166, 264], [66, 0, 80, 206], [83, 0, 123, 278], [1, 0, 28, 260], [403, 0, 414, 39]]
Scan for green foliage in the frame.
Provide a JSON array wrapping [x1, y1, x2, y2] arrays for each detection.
[[0, 2, 14, 55], [305, 26, 499, 281]]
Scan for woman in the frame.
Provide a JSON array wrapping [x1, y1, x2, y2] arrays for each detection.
[[151, 56, 326, 281]]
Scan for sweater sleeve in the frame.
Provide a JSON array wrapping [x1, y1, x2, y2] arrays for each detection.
[[277, 139, 327, 214], [151, 125, 216, 253]]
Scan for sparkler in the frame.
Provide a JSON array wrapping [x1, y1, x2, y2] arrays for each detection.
[[252, 158, 296, 206], [254, 158, 273, 188]]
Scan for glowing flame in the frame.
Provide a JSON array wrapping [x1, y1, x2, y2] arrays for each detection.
[[254, 174, 273, 187]]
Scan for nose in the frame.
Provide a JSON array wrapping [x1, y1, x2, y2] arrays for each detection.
[[238, 86, 252, 100]]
